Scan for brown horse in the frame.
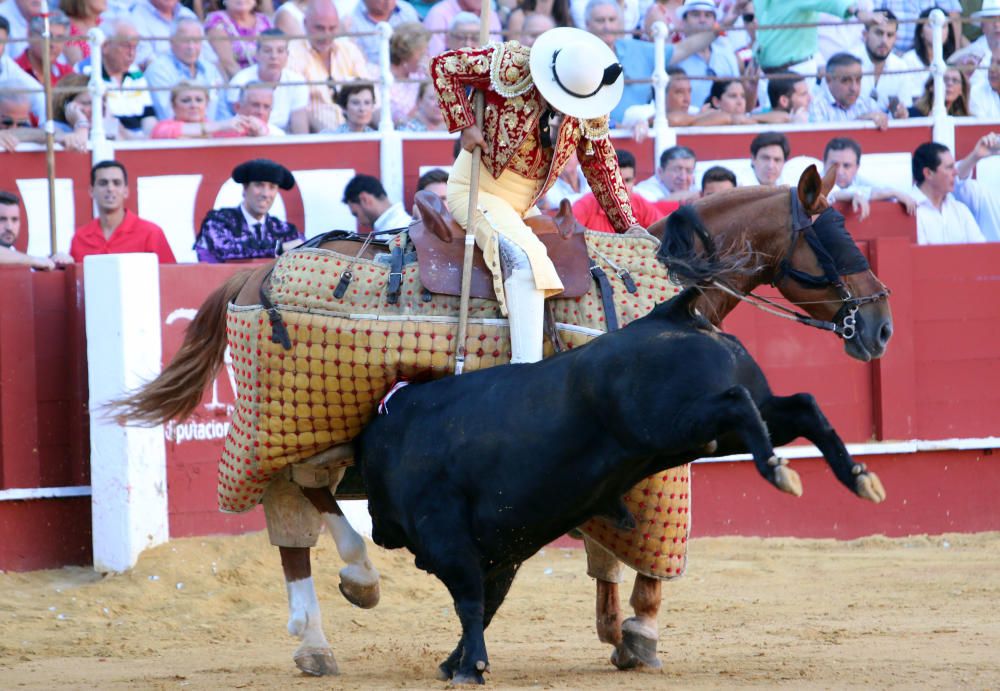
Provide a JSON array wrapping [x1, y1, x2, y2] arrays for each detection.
[[114, 164, 891, 677]]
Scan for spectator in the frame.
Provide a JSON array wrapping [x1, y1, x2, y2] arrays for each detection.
[[622, 65, 741, 127], [15, 12, 73, 86], [855, 10, 915, 113], [0, 16, 46, 122], [703, 79, 754, 122], [571, 0, 641, 33], [205, 0, 272, 79], [573, 149, 663, 233], [749, 130, 788, 186], [584, 0, 724, 126], [809, 52, 892, 128], [675, 0, 741, 108], [76, 18, 158, 137], [902, 6, 957, 101], [144, 17, 227, 121], [642, 0, 683, 41], [415, 167, 449, 207], [635, 145, 699, 203], [151, 81, 266, 137], [51, 72, 129, 139], [911, 141, 985, 244], [287, 0, 375, 132], [953, 131, 1000, 242], [879, 0, 962, 55], [388, 22, 430, 126], [753, 71, 811, 123], [0, 190, 73, 269], [342, 174, 413, 232], [0, 87, 88, 151], [424, 0, 502, 57], [970, 46, 1000, 118], [349, 0, 420, 65], [518, 12, 556, 47], [61, 0, 105, 65], [274, 0, 308, 36], [823, 136, 916, 220], [399, 81, 447, 130], [128, 0, 200, 68], [194, 158, 302, 262], [70, 160, 177, 263], [443, 11, 481, 52], [949, 1, 1000, 90], [507, 0, 571, 45], [541, 151, 590, 209], [232, 83, 285, 134], [0, 0, 40, 42], [327, 81, 376, 132], [700, 165, 736, 195], [908, 65, 970, 116], [753, 0, 884, 75], [229, 29, 310, 134]]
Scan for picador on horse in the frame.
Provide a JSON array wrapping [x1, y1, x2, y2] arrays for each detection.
[[113, 24, 894, 682]]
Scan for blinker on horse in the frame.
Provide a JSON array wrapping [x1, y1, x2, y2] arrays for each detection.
[[110, 164, 892, 679]]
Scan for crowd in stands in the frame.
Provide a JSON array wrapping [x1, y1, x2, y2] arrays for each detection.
[[0, 0, 998, 145]]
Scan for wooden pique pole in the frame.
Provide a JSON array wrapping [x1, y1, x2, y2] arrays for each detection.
[[40, 0, 59, 255], [453, 0, 492, 376]]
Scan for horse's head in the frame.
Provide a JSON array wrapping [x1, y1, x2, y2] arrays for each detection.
[[775, 165, 893, 361], [650, 165, 893, 362]]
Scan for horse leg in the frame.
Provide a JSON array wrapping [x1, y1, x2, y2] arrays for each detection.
[[583, 535, 625, 646], [619, 574, 663, 670], [263, 476, 337, 676], [300, 481, 381, 609]]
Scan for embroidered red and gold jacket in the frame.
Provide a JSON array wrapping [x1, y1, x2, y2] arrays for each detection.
[[430, 41, 637, 233]]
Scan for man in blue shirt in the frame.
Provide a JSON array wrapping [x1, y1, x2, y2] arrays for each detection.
[[144, 17, 227, 120]]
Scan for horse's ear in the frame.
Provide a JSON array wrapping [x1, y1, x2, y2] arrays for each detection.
[[797, 164, 829, 215]]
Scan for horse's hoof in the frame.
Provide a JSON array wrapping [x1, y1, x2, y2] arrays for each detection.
[[293, 646, 338, 676], [339, 578, 380, 609], [856, 471, 886, 503], [610, 644, 642, 670], [772, 462, 803, 497], [449, 671, 485, 686], [619, 618, 663, 670]]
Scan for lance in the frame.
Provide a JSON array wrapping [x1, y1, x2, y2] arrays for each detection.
[[453, 0, 492, 375], [40, 0, 59, 256]]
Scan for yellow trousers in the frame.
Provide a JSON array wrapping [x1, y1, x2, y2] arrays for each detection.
[[447, 149, 564, 316]]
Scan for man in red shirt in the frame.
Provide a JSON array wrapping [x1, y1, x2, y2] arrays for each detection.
[[15, 13, 74, 86], [572, 149, 674, 233], [70, 161, 176, 264]]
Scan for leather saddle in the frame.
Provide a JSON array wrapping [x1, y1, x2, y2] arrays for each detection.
[[409, 190, 591, 300]]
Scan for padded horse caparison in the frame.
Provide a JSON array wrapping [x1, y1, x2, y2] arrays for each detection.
[[410, 191, 592, 300]]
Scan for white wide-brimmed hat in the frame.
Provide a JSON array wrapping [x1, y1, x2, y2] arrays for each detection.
[[678, 0, 720, 21], [972, 0, 1000, 18], [529, 27, 624, 120]]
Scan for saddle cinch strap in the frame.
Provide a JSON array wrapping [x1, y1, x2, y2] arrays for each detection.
[[409, 191, 592, 300]]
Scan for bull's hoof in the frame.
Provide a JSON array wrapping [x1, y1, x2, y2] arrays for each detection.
[[338, 577, 380, 609], [769, 458, 803, 497], [616, 618, 662, 671], [436, 664, 454, 682], [855, 471, 886, 503], [449, 672, 485, 686], [293, 646, 338, 676]]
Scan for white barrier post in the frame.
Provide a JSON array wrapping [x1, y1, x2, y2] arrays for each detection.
[[84, 254, 169, 573], [651, 21, 676, 164], [86, 27, 114, 164], [377, 21, 404, 205], [929, 9, 954, 151]]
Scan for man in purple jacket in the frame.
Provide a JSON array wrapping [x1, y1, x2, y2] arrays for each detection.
[[194, 159, 303, 263]]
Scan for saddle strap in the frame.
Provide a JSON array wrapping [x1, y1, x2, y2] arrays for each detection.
[[386, 246, 404, 305], [589, 259, 619, 332], [259, 269, 293, 350]]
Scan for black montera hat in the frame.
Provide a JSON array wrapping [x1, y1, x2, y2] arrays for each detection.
[[232, 159, 296, 190]]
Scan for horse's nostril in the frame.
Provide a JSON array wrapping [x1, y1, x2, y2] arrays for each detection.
[[879, 323, 893, 346]]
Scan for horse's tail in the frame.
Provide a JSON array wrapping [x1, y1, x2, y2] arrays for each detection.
[[109, 269, 255, 426], [655, 205, 755, 286]]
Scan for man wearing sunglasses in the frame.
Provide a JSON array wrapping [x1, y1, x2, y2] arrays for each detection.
[[0, 16, 46, 123], [0, 88, 88, 152]]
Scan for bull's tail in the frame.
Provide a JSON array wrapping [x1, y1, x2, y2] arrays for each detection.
[[109, 269, 255, 426], [655, 205, 756, 286]]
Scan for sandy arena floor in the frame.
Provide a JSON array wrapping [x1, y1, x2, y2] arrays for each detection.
[[1, 530, 998, 689]]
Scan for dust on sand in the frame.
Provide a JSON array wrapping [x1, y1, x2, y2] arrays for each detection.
[[1, 531, 999, 689]]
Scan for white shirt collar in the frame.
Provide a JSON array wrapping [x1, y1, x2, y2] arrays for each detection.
[[240, 202, 267, 229]]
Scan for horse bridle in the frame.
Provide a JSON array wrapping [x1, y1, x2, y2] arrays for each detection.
[[708, 192, 890, 341]]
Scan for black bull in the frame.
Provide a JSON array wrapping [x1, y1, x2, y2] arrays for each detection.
[[357, 287, 884, 685]]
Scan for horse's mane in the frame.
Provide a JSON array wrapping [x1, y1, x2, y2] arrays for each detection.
[[656, 204, 758, 286]]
